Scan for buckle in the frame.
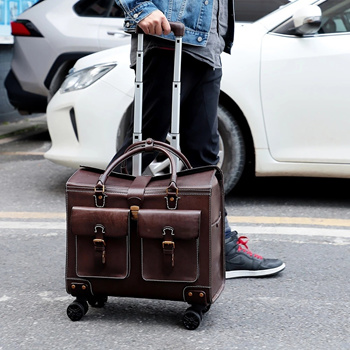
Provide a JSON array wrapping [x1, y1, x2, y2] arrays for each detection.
[[130, 205, 140, 220], [162, 240, 175, 267], [166, 186, 179, 196], [162, 241, 175, 249], [94, 185, 105, 193], [93, 238, 106, 246]]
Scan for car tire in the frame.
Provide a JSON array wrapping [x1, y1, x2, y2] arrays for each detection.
[[117, 103, 246, 194], [217, 104, 246, 194]]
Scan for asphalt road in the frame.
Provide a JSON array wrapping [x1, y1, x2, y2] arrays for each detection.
[[0, 131, 350, 350]]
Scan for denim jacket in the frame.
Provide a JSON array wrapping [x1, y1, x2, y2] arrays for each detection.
[[115, 0, 234, 53]]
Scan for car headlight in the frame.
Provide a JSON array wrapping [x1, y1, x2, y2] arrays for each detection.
[[60, 63, 117, 93]]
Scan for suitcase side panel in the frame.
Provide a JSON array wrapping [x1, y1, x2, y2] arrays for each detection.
[[209, 173, 226, 302]]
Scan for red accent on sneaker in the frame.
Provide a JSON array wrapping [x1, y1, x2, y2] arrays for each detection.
[[237, 236, 263, 260]]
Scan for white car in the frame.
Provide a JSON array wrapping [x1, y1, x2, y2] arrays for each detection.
[[4, 0, 287, 115], [45, 0, 350, 193]]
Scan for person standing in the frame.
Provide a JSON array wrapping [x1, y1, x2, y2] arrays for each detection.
[[114, 0, 285, 278]]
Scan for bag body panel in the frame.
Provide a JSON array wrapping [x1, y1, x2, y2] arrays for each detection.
[[65, 165, 225, 305]]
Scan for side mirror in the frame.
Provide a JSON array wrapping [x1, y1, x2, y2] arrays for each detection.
[[293, 5, 322, 35]]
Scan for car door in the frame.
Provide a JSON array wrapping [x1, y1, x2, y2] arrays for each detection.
[[98, 0, 130, 49], [260, 0, 350, 164], [73, 0, 128, 49]]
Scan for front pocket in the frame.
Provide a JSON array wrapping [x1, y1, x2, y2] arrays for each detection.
[[71, 207, 130, 279], [138, 209, 201, 282]]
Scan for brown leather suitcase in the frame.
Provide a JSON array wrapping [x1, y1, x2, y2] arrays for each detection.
[[65, 139, 225, 329], [65, 23, 225, 330]]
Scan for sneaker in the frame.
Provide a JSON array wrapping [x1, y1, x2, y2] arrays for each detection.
[[225, 231, 285, 279]]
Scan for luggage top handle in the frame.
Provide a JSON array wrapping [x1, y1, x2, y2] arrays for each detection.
[[125, 139, 192, 169], [95, 139, 191, 194], [135, 21, 185, 37]]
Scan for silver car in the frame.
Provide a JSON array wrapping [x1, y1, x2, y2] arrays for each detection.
[[4, 0, 127, 114]]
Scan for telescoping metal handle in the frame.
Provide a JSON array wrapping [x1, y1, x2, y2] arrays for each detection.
[[133, 22, 185, 176]]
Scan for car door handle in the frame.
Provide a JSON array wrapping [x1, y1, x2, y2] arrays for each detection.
[[107, 30, 129, 36]]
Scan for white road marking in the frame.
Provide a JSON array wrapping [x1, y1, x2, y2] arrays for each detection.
[[0, 222, 65, 230], [229, 225, 350, 238], [0, 213, 349, 238]]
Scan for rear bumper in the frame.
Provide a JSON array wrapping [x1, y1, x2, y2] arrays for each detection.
[[4, 69, 47, 114]]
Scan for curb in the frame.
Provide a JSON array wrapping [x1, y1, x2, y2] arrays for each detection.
[[0, 114, 47, 144]]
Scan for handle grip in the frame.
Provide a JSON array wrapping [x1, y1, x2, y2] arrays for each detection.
[[136, 21, 185, 37]]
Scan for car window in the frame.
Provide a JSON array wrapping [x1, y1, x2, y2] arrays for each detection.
[[235, 0, 291, 22], [74, 0, 124, 18], [73, 0, 290, 23], [318, 0, 350, 33], [272, 0, 350, 35], [109, 2, 124, 18]]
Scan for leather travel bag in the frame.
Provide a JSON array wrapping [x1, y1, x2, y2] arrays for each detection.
[[65, 139, 225, 329]]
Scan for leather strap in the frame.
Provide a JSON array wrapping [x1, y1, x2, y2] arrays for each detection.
[[128, 176, 152, 220], [93, 224, 106, 265], [162, 226, 175, 271], [127, 176, 152, 208]]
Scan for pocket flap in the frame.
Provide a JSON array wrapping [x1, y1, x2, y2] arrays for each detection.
[[138, 209, 201, 240], [71, 207, 129, 238]]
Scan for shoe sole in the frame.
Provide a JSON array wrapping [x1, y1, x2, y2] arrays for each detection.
[[225, 263, 286, 279]]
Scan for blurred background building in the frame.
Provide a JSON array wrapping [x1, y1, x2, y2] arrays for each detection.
[[1, 0, 39, 42]]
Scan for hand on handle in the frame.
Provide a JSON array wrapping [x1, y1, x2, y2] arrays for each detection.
[[137, 10, 171, 36], [137, 12, 185, 37]]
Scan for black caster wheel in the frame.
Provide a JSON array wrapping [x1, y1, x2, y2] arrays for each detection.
[[81, 299, 89, 315], [67, 300, 88, 321], [88, 296, 108, 308], [183, 307, 203, 330]]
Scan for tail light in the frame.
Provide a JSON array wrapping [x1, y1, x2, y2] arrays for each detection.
[[11, 20, 43, 37]]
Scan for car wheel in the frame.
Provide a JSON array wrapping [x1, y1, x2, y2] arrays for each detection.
[[217, 104, 246, 194], [117, 103, 246, 194]]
